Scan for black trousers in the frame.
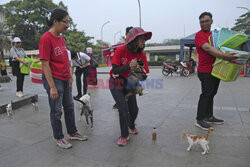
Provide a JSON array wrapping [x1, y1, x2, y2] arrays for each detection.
[[196, 72, 220, 121], [109, 77, 139, 138], [75, 66, 89, 96], [1, 70, 7, 75], [16, 70, 25, 92]]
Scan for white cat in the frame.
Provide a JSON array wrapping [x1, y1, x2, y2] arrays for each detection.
[[6, 102, 13, 117], [182, 128, 212, 155]]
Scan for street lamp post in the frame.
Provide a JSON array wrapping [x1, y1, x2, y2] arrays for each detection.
[[138, 0, 141, 27], [114, 31, 121, 44], [101, 21, 110, 64]]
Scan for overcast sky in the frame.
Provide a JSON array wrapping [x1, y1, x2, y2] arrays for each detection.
[[1, 0, 250, 44]]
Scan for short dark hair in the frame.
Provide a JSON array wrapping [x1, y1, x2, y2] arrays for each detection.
[[199, 12, 213, 20], [71, 51, 77, 59], [46, 8, 69, 27], [126, 26, 133, 35]]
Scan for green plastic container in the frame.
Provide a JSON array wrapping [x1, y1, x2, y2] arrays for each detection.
[[217, 28, 232, 46], [211, 58, 243, 82], [20, 58, 37, 74], [219, 34, 248, 49], [30, 61, 42, 70]]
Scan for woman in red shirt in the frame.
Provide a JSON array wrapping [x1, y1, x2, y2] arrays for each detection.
[[39, 8, 87, 149], [109, 27, 152, 146]]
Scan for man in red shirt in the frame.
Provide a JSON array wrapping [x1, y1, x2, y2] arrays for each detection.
[[195, 12, 238, 130]]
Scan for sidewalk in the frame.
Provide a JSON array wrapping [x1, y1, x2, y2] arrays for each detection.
[[0, 67, 249, 167], [0, 74, 37, 114]]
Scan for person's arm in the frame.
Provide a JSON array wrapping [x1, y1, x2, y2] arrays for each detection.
[[16, 57, 28, 66], [112, 58, 138, 74], [112, 64, 130, 74], [41, 60, 58, 100], [201, 43, 238, 61], [80, 53, 91, 68], [69, 66, 74, 91], [81, 60, 91, 68]]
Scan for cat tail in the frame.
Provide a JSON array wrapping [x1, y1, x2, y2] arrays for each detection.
[[182, 131, 188, 139], [205, 128, 212, 141]]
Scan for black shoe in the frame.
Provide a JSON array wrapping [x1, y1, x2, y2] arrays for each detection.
[[74, 94, 82, 99], [205, 116, 224, 125], [195, 120, 214, 131], [112, 104, 118, 109]]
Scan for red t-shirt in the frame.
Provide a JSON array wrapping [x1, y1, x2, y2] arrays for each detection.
[[195, 30, 215, 73], [39, 31, 70, 80], [110, 45, 149, 78]]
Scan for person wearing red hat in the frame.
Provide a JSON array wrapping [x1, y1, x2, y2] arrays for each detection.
[[109, 27, 152, 146]]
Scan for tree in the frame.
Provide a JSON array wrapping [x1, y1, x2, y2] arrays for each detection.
[[231, 11, 250, 35], [3, 0, 62, 50], [146, 39, 180, 46], [0, 22, 11, 60], [63, 28, 94, 52], [163, 39, 180, 45]]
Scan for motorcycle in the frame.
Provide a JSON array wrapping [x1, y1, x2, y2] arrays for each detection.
[[162, 61, 190, 77]]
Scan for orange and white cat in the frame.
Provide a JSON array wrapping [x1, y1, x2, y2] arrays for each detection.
[[182, 128, 212, 155]]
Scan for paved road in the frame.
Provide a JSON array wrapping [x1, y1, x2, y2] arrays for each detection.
[[0, 67, 249, 167]]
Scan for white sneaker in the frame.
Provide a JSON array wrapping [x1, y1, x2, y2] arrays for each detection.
[[21, 92, 27, 96], [142, 90, 149, 95], [16, 91, 24, 98]]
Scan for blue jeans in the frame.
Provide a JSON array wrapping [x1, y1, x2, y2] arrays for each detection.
[[42, 74, 77, 140], [109, 77, 138, 138]]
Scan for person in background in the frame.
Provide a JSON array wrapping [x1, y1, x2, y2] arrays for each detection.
[[86, 47, 97, 86], [10, 37, 28, 98], [0, 60, 7, 76], [194, 12, 238, 131], [112, 26, 133, 110], [39, 8, 87, 149], [71, 51, 90, 99], [109, 27, 151, 146]]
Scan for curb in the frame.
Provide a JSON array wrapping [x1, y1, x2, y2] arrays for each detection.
[[0, 94, 38, 114]]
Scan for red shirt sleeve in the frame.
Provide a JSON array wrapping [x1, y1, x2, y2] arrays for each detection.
[[111, 46, 122, 66], [195, 31, 209, 49], [39, 35, 51, 61], [141, 53, 149, 73]]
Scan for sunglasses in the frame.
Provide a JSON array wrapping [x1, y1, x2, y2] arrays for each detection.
[[61, 20, 71, 25]]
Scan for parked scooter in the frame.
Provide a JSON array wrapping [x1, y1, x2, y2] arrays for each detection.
[[162, 61, 190, 77]]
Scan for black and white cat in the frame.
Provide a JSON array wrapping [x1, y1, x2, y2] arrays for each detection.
[[6, 102, 13, 117], [73, 94, 93, 128], [31, 97, 38, 112]]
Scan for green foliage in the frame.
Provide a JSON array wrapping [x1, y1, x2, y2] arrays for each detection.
[[2, 0, 102, 57], [3, 0, 61, 50], [232, 11, 250, 35], [146, 39, 180, 46], [63, 29, 94, 52], [163, 39, 180, 45], [157, 56, 166, 61], [0, 22, 11, 59]]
